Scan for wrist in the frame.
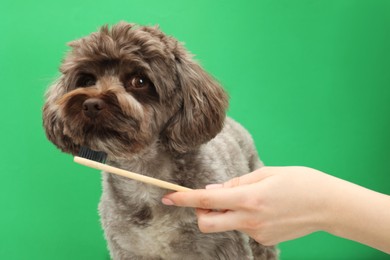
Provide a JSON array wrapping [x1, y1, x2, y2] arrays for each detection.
[[315, 175, 390, 253], [305, 169, 345, 234], [316, 175, 353, 235]]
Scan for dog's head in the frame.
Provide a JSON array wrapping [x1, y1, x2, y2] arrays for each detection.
[[43, 22, 228, 158]]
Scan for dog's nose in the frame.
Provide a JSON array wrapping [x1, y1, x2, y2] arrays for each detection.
[[82, 98, 106, 118]]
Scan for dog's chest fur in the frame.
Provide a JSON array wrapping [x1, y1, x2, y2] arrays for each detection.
[[97, 118, 268, 259]]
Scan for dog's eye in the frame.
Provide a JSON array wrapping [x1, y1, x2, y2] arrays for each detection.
[[123, 74, 158, 102], [126, 75, 150, 90], [76, 74, 96, 88]]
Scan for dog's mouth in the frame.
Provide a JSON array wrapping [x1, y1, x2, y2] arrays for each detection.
[[58, 89, 150, 157], [62, 115, 139, 154]]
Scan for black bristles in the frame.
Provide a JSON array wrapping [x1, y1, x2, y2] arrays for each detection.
[[78, 146, 107, 164]]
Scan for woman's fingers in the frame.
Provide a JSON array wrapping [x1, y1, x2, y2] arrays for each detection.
[[195, 209, 244, 233], [163, 187, 247, 210], [222, 167, 273, 188], [162, 167, 277, 210]]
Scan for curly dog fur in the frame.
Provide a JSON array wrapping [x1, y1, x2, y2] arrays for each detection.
[[43, 22, 277, 259]]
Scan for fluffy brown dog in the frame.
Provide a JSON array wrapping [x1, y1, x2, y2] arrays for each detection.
[[43, 22, 277, 259]]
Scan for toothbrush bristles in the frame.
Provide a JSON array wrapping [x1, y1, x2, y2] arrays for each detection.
[[78, 146, 107, 163]]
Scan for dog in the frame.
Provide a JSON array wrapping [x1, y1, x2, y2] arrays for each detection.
[[43, 22, 277, 260]]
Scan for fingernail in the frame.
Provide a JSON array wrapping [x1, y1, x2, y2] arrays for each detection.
[[161, 198, 174, 206], [205, 184, 223, 189]]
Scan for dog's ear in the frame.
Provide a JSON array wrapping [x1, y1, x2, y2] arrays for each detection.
[[161, 55, 229, 153], [42, 80, 77, 154]]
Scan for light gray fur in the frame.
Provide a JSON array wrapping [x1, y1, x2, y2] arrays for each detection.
[[99, 118, 276, 259]]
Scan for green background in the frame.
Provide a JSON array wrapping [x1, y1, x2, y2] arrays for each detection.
[[1, 0, 389, 259]]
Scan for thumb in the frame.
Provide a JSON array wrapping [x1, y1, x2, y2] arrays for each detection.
[[222, 167, 274, 188]]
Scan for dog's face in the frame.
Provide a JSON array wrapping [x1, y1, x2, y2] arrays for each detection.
[[43, 22, 228, 159]]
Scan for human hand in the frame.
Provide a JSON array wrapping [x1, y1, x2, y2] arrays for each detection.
[[162, 166, 334, 245]]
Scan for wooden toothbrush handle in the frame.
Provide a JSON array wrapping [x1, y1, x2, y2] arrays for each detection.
[[74, 156, 192, 192]]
